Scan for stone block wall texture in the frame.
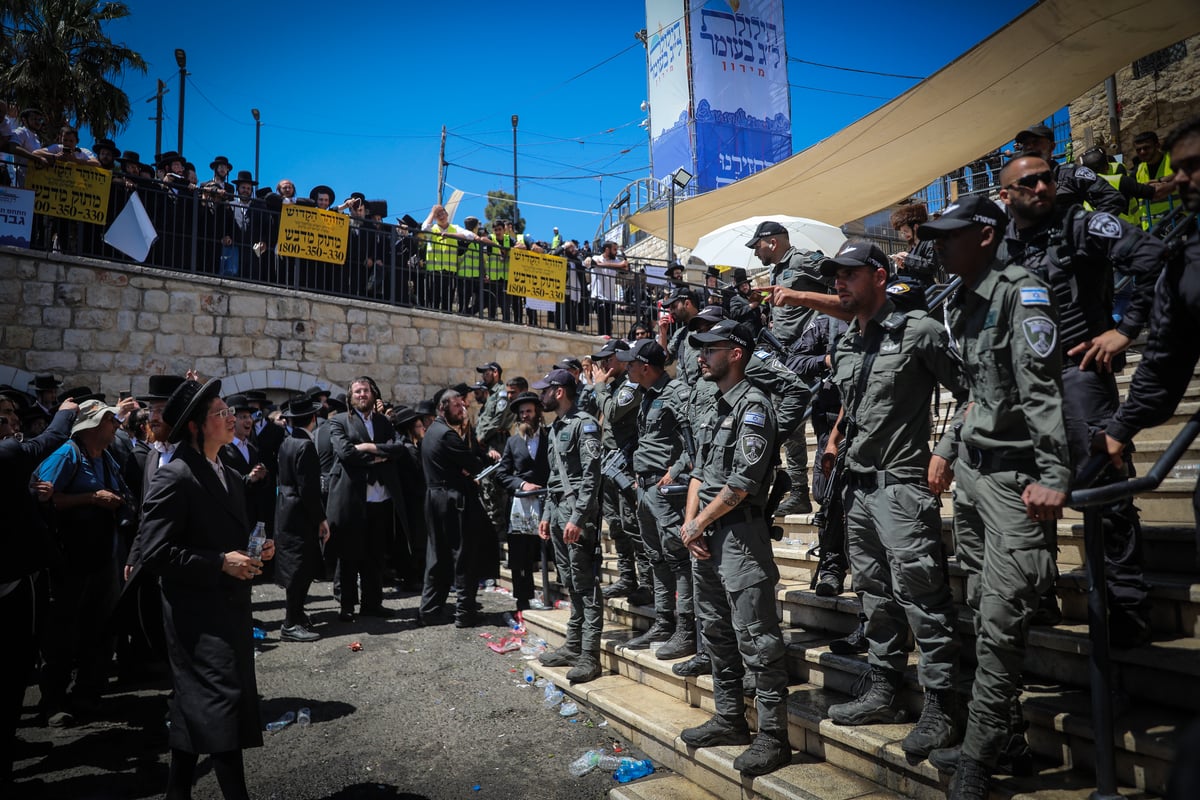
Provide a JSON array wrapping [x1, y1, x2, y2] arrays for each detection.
[[0, 248, 595, 405], [1069, 34, 1200, 157]]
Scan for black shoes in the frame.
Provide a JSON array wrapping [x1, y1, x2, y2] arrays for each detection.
[[672, 652, 712, 678], [281, 624, 321, 642], [625, 586, 654, 607], [814, 573, 844, 597], [829, 622, 868, 655], [948, 753, 991, 799], [655, 615, 697, 660], [623, 614, 675, 650], [733, 732, 791, 776], [680, 715, 751, 747], [602, 578, 638, 599], [901, 689, 961, 758], [539, 647, 581, 668], [566, 652, 602, 684], [828, 666, 906, 725]]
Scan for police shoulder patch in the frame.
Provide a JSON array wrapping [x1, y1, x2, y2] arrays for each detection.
[[616, 385, 636, 406], [1087, 212, 1122, 239], [496, 397, 508, 411], [1019, 287, 1050, 307], [1021, 315, 1058, 358], [742, 410, 767, 427], [740, 433, 767, 465], [887, 281, 911, 295], [1075, 166, 1097, 181], [582, 438, 601, 459]]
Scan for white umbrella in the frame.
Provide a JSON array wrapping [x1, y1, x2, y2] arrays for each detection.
[[690, 215, 847, 273]]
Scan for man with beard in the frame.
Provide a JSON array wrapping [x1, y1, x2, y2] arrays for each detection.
[[998, 154, 1167, 645], [1012, 124, 1126, 216], [419, 390, 493, 627], [1103, 115, 1200, 598], [678, 319, 791, 777], [658, 286, 703, 389], [496, 392, 551, 622], [219, 395, 270, 529], [534, 369, 604, 684], [326, 378, 405, 621]]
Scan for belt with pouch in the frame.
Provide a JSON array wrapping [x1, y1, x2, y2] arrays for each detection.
[[636, 473, 663, 489], [844, 471, 904, 492], [958, 441, 1037, 474]]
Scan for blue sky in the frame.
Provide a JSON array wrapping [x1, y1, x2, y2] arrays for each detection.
[[89, 0, 1034, 242]]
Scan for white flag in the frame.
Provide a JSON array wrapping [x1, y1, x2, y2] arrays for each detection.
[[104, 192, 158, 262]]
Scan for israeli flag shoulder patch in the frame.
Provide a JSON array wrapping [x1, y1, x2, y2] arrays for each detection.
[[1020, 287, 1050, 307], [581, 421, 599, 435], [742, 410, 767, 428]]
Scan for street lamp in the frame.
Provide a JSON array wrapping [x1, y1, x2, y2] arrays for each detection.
[[174, 48, 187, 154], [251, 108, 261, 186], [511, 114, 519, 232], [666, 167, 692, 265]]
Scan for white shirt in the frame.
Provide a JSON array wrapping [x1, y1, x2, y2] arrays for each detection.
[[152, 441, 178, 464], [208, 456, 228, 490], [525, 431, 540, 460], [359, 411, 390, 503], [232, 436, 251, 465]]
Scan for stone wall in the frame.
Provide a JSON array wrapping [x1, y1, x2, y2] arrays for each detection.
[[1069, 34, 1200, 157], [0, 247, 595, 404]]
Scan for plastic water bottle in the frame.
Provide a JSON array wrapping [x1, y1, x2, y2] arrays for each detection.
[[247, 521, 266, 559], [522, 666, 535, 684], [1170, 463, 1199, 480], [559, 701, 579, 717], [296, 707, 311, 728], [265, 711, 295, 733], [543, 683, 564, 709], [554, 600, 570, 610], [503, 611, 525, 631], [568, 749, 602, 777], [596, 755, 624, 772], [613, 759, 654, 783], [252, 627, 267, 640]]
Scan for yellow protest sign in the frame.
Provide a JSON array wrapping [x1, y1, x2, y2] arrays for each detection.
[[28, 161, 112, 224], [276, 204, 350, 265], [507, 248, 567, 303]]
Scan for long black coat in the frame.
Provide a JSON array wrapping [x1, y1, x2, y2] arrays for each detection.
[[325, 411, 407, 560], [273, 428, 325, 588], [137, 444, 263, 754], [220, 438, 272, 527], [0, 409, 73, 582], [421, 418, 493, 578]]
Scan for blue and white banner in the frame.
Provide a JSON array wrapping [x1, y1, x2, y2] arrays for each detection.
[[689, 0, 791, 191], [0, 187, 34, 248], [646, 0, 692, 183]]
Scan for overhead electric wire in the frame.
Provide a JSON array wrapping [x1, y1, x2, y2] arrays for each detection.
[[787, 56, 924, 81], [443, 161, 648, 181], [788, 82, 891, 100], [444, 184, 602, 216]]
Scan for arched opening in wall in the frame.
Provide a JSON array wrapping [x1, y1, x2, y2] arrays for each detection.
[[220, 369, 345, 407]]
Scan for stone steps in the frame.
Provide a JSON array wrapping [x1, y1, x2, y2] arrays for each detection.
[[607, 772, 723, 800], [525, 609, 1163, 800]]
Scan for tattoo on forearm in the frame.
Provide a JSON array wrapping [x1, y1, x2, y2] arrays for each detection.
[[719, 486, 741, 507]]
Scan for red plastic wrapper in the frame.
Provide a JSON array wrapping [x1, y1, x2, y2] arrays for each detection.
[[348, 641, 363, 652]]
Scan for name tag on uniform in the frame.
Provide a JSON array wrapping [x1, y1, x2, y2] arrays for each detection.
[[1020, 287, 1050, 307], [559, 432, 571, 441], [719, 417, 734, 429]]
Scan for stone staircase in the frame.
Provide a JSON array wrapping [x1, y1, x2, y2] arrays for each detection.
[[497, 358, 1199, 799]]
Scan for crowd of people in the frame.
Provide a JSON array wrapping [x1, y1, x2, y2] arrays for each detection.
[[2, 109, 1198, 800]]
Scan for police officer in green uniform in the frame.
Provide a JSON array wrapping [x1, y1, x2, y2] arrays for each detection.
[[474, 361, 510, 537], [918, 196, 1072, 799], [534, 369, 605, 684], [748, 220, 836, 515], [617, 339, 696, 657], [659, 286, 704, 390], [820, 240, 967, 759], [678, 320, 792, 777], [591, 340, 652, 606]]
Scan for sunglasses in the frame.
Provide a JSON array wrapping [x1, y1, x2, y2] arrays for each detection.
[[1007, 170, 1056, 191], [699, 345, 733, 356]]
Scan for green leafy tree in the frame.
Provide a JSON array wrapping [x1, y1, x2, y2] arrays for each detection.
[[1, 0, 147, 137], [483, 189, 526, 234]]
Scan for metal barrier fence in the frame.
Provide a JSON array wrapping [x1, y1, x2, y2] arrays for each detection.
[[22, 179, 705, 340]]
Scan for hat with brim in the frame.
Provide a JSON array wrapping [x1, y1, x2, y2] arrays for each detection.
[[210, 155, 232, 171], [31, 374, 63, 390], [687, 304, 727, 330], [366, 199, 388, 218], [664, 285, 696, 307], [917, 195, 1006, 240], [309, 185, 335, 203], [532, 369, 576, 390], [282, 398, 319, 419], [92, 139, 118, 155], [744, 220, 789, 247], [555, 357, 583, 372], [819, 240, 891, 278], [1014, 124, 1054, 144], [60, 386, 99, 402], [616, 338, 666, 367], [243, 390, 268, 403], [164, 378, 223, 444], [156, 151, 185, 169], [592, 339, 630, 359], [471, 380, 489, 391], [510, 391, 543, 411], [232, 169, 256, 185], [138, 374, 187, 402], [305, 385, 331, 401], [224, 393, 254, 413], [688, 319, 754, 350], [71, 399, 121, 436], [327, 395, 348, 413], [415, 399, 436, 417], [476, 361, 502, 373], [391, 405, 421, 427]]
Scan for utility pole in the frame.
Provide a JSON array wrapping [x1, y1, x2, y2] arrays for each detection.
[[174, 49, 187, 154], [511, 114, 519, 232], [147, 79, 168, 161], [437, 125, 447, 205], [251, 108, 261, 186]]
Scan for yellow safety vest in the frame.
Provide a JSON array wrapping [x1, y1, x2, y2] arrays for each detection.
[[1134, 153, 1177, 229], [487, 234, 511, 281], [426, 224, 459, 273], [459, 233, 484, 278], [1096, 172, 1142, 227]]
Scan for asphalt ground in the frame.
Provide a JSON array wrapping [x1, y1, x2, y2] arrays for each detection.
[[12, 579, 649, 800]]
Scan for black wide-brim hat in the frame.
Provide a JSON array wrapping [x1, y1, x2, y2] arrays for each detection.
[[164, 378, 223, 444], [31, 373, 63, 390], [282, 398, 319, 419], [138, 374, 187, 402], [391, 405, 421, 427]]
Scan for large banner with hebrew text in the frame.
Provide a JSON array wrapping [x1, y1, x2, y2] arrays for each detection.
[[689, 0, 791, 192], [276, 205, 350, 265], [646, 0, 693, 184]]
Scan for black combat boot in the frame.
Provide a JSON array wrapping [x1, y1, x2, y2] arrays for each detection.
[[622, 614, 674, 650], [602, 576, 637, 599], [948, 753, 991, 799], [566, 651, 602, 684], [828, 666, 906, 725], [539, 646, 580, 668], [733, 731, 791, 776], [902, 689, 962, 758], [680, 714, 751, 747], [672, 652, 712, 677], [829, 620, 868, 654], [654, 614, 697, 660]]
